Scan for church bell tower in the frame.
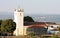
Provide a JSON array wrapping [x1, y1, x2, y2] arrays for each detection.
[[14, 8, 24, 36]]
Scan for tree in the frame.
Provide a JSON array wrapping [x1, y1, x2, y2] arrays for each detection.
[[58, 27, 60, 32], [57, 27, 60, 35], [0, 20, 2, 31], [0, 20, 2, 25], [1, 19, 16, 33], [24, 16, 34, 22]]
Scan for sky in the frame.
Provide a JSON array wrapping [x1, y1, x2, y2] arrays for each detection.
[[0, 0, 60, 15]]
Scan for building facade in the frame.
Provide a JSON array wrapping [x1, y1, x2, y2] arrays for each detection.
[[14, 8, 24, 36]]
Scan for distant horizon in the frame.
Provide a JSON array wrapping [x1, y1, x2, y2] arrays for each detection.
[[0, 11, 60, 15], [0, 12, 60, 24]]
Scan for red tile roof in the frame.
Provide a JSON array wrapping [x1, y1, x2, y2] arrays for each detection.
[[28, 24, 46, 28], [53, 28, 59, 30], [24, 22, 56, 28]]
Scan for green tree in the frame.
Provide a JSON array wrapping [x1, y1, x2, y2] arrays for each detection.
[[1, 19, 16, 33], [58, 27, 60, 32], [56, 27, 60, 35], [0, 20, 2, 31], [0, 20, 2, 25], [24, 16, 34, 22]]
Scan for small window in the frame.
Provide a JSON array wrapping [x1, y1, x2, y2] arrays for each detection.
[[20, 13, 21, 16], [51, 26, 53, 28]]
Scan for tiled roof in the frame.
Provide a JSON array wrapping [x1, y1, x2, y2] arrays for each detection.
[[24, 22, 46, 28], [24, 22, 45, 26], [24, 22, 56, 28], [28, 25, 46, 28], [53, 28, 59, 30]]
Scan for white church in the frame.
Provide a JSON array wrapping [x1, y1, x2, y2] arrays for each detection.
[[13, 8, 60, 36], [13, 8, 47, 36], [13, 8, 24, 36]]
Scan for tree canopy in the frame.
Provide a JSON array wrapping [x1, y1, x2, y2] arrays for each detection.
[[24, 16, 34, 22], [1, 19, 16, 33], [0, 20, 2, 31], [0, 16, 34, 33]]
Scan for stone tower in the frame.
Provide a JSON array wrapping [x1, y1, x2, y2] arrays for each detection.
[[14, 8, 24, 36]]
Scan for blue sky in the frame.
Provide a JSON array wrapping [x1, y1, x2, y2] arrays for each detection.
[[0, 0, 60, 15]]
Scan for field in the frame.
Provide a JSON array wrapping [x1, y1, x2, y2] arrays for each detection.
[[0, 36, 40, 38], [0, 34, 60, 38]]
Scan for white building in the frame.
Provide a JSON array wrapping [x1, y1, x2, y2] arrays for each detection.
[[47, 24, 60, 34], [14, 8, 24, 36]]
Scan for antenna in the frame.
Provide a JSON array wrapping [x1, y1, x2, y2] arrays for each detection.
[[17, 5, 24, 12], [18, 5, 20, 9]]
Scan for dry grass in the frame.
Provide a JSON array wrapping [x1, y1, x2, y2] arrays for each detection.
[[1, 34, 60, 38], [0, 35, 40, 38]]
